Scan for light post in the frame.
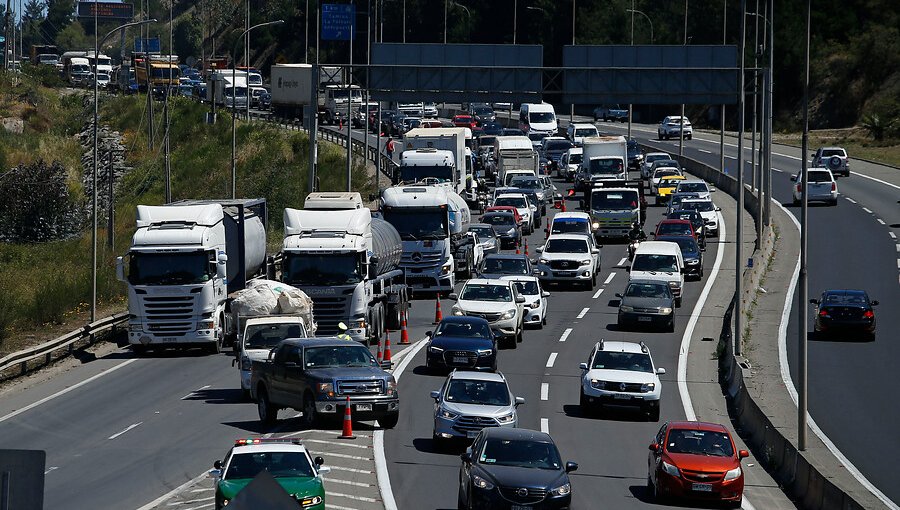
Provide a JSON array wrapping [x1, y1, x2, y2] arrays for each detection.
[[91, 17, 156, 323], [735, 0, 746, 357], [627, 0, 634, 138], [513, 0, 517, 44], [626, 9, 653, 43], [720, 0, 726, 175], [231, 19, 284, 199], [571, 0, 576, 124], [679, 0, 688, 157], [798, 0, 810, 452]]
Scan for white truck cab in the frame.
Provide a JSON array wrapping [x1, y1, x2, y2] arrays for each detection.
[[628, 241, 684, 306], [236, 316, 310, 396]]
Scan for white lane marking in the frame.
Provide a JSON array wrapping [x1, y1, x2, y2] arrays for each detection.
[[617, 257, 628, 266], [326, 478, 373, 488], [167, 497, 213, 506], [773, 200, 900, 510], [546, 353, 558, 368], [576, 307, 589, 319], [890, 232, 897, 240], [897, 260, 900, 269], [896, 244, 900, 252], [180, 385, 211, 400], [0, 358, 138, 424], [325, 505, 362, 510], [373, 338, 427, 510], [540, 383, 549, 401], [699, 149, 712, 154], [558, 328, 573, 342], [850, 170, 900, 191], [44, 466, 58, 475], [189, 489, 211, 493], [323, 452, 372, 461], [877, 218, 885, 225], [603, 272, 616, 285], [772, 168, 785, 173], [303, 438, 371, 449], [135, 471, 210, 510], [862, 207, 873, 214], [592, 288, 605, 299], [330, 492, 379, 503], [109, 422, 143, 440], [330, 465, 374, 474], [845, 197, 857, 204], [725, 156, 737, 160], [540, 418, 550, 434]]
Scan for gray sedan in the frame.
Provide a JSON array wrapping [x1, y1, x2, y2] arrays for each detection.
[[616, 280, 676, 332]]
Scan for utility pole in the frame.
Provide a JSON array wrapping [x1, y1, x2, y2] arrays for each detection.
[[765, 0, 773, 226], [798, 0, 810, 452], [163, 0, 172, 203], [346, 16, 353, 192], [627, 0, 633, 139], [720, 0, 726, 174], [750, 0, 759, 194], [679, 0, 688, 156], [734, 0, 746, 356], [570, 0, 576, 125]]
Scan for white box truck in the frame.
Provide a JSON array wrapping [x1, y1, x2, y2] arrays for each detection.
[[574, 136, 628, 191], [400, 127, 470, 195]]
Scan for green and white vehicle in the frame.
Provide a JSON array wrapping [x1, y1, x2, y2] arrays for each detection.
[[210, 438, 329, 509]]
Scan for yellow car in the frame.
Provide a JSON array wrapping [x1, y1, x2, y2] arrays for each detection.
[[655, 175, 686, 205]]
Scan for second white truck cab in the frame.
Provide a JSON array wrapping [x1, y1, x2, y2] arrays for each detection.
[[628, 241, 684, 306]]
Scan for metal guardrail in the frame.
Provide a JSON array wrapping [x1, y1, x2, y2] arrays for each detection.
[[0, 312, 128, 381]]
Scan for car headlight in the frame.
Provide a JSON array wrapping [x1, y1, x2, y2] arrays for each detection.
[[724, 466, 742, 481], [591, 222, 600, 229], [659, 307, 673, 315], [662, 461, 680, 477], [538, 258, 549, 264], [298, 495, 323, 507], [451, 306, 464, 316], [386, 378, 397, 395], [668, 281, 680, 289], [686, 258, 700, 265], [317, 382, 335, 396], [619, 305, 634, 312], [472, 474, 494, 490], [439, 406, 458, 419], [197, 319, 215, 331], [441, 262, 452, 275], [222, 499, 229, 506], [579, 259, 592, 266], [640, 382, 656, 392], [500, 309, 517, 320], [590, 379, 606, 390], [429, 345, 444, 353], [550, 482, 571, 496], [240, 356, 252, 371], [477, 348, 494, 356], [496, 412, 515, 424]]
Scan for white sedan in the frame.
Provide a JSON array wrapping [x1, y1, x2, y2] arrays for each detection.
[[501, 276, 549, 328]]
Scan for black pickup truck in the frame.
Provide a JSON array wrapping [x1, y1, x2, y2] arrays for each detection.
[[250, 337, 400, 428]]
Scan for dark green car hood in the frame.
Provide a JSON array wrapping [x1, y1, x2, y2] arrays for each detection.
[[217, 475, 323, 500]]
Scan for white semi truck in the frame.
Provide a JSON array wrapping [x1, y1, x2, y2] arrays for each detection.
[[574, 136, 629, 191], [281, 192, 408, 343], [380, 185, 474, 293], [117, 199, 268, 354]]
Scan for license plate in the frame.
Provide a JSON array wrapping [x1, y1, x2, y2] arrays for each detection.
[[511, 506, 532, 510], [162, 337, 177, 343], [692, 483, 713, 492], [466, 430, 479, 438], [614, 393, 631, 400], [355, 403, 372, 412], [453, 356, 469, 364], [638, 316, 652, 322], [557, 271, 575, 277]]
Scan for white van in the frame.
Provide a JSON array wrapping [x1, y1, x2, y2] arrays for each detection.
[[519, 103, 558, 137], [566, 123, 600, 146], [629, 241, 685, 306]]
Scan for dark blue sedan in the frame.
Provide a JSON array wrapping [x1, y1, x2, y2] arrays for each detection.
[[811, 290, 878, 340], [425, 316, 497, 372]]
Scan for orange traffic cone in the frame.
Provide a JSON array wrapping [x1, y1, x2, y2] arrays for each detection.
[[383, 331, 392, 363], [339, 119, 343, 131], [340, 396, 355, 439], [433, 296, 443, 324], [399, 310, 410, 344], [524, 239, 529, 256], [376, 335, 383, 363], [560, 200, 567, 213], [515, 242, 521, 255]]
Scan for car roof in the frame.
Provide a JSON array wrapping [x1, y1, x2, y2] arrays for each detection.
[[481, 427, 554, 443], [464, 278, 515, 286], [677, 179, 707, 186], [822, 289, 868, 296], [594, 340, 649, 354], [500, 275, 539, 284], [655, 235, 700, 249], [547, 233, 591, 241], [553, 212, 590, 220], [634, 241, 682, 254], [571, 123, 597, 129], [666, 421, 730, 433], [659, 218, 692, 225], [448, 369, 507, 383], [496, 193, 528, 199], [232, 443, 309, 455], [646, 152, 670, 157], [470, 223, 497, 230]]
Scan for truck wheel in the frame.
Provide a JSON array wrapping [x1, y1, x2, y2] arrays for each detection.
[[386, 304, 402, 331], [257, 388, 278, 425], [131, 344, 149, 356], [379, 412, 399, 429], [301, 394, 318, 428]]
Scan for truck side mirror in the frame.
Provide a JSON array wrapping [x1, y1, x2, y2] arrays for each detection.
[[217, 253, 228, 279], [116, 256, 126, 282]]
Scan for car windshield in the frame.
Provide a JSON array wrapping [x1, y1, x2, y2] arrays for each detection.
[[678, 182, 708, 193], [509, 178, 541, 190], [666, 429, 735, 457], [435, 321, 492, 338], [304, 345, 376, 368], [658, 178, 683, 189], [552, 219, 589, 234], [575, 128, 598, 137], [511, 280, 539, 295], [479, 439, 561, 470], [283, 253, 362, 286], [545, 140, 572, 152], [482, 257, 528, 275], [591, 351, 653, 372], [530, 112, 555, 123], [470, 226, 496, 238], [680, 201, 715, 213], [244, 324, 306, 349], [625, 283, 671, 299], [646, 154, 669, 164], [589, 158, 624, 175], [657, 222, 692, 236], [474, 107, 493, 115], [567, 153, 583, 164], [128, 251, 211, 285], [823, 293, 868, 305], [446, 380, 510, 406], [545, 238, 589, 253], [460, 283, 513, 301], [224, 452, 315, 480], [495, 197, 527, 208], [592, 191, 639, 210], [659, 237, 699, 254], [806, 171, 833, 183], [654, 161, 680, 171], [483, 214, 515, 227], [654, 169, 680, 180], [632, 254, 678, 272]]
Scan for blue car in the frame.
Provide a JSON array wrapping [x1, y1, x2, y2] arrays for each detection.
[[425, 316, 497, 372], [481, 121, 504, 136]]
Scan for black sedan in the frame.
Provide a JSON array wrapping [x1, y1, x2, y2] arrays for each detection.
[[459, 427, 577, 510], [811, 290, 878, 339], [655, 234, 704, 280], [616, 279, 676, 332], [426, 317, 498, 372], [481, 212, 521, 249]]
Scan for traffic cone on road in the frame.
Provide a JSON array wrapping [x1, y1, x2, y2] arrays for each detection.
[[515, 242, 521, 255], [560, 200, 567, 213], [399, 310, 410, 345], [383, 331, 393, 363], [524, 239, 529, 256], [433, 296, 443, 324], [376, 336, 383, 364], [339, 396, 355, 439]]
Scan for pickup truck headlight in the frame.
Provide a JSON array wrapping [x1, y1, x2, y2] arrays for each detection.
[[579, 259, 592, 266], [439, 407, 459, 420], [451, 306, 464, 316], [686, 258, 700, 265], [668, 281, 680, 289], [640, 382, 656, 392], [386, 378, 397, 396], [659, 307, 673, 315], [538, 258, 549, 265], [590, 379, 606, 390], [500, 309, 517, 320], [619, 305, 634, 313], [592, 222, 600, 229], [723, 466, 742, 481], [496, 412, 515, 424], [550, 483, 571, 496], [317, 383, 335, 397], [240, 356, 252, 371]]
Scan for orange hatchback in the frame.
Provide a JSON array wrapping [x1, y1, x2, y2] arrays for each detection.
[[647, 421, 748, 507]]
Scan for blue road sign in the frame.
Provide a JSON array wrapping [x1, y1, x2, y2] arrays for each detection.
[[322, 3, 355, 41]]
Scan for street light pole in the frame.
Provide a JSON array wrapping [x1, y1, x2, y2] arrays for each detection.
[[92, 18, 156, 323], [679, 0, 688, 157], [720, 0, 726, 174], [444, 0, 448, 44], [735, 0, 746, 356], [627, 9, 653, 44], [231, 19, 284, 199], [571, 0, 576, 125], [627, 0, 633, 139], [798, 0, 810, 452], [513, 0, 517, 44]]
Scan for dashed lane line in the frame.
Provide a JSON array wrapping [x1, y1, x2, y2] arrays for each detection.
[[558, 328, 572, 342], [541, 383, 549, 401], [540, 418, 549, 434], [546, 353, 558, 368], [877, 219, 886, 225], [324, 452, 372, 461], [890, 232, 897, 240], [330, 492, 379, 503], [167, 497, 213, 506], [592, 288, 604, 299], [698, 149, 712, 154], [184, 503, 214, 510], [330, 465, 373, 475], [845, 197, 857, 204], [326, 478, 374, 488], [617, 257, 628, 266], [303, 438, 371, 449], [862, 207, 873, 214], [326, 505, 362, 510], [109, 422, 143, 440], [576, 307, 589, 319], [180, 385, 211, 400], [603, 272, 616, 285]]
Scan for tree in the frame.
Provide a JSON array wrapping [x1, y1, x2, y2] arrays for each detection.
[[0, 160, 86, 243], [41, 0, 75, 45], [55, 19, 90, 51], [173, 16, 201, 61], [21, 0, 47, 48]]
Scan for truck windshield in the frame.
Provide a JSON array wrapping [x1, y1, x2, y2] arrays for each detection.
[[128, 251, 211, 285], [283, 253, 362, 286], [399, 165, 453, 183], [589, 159, 624, 176], [382, 208, 448, 240], [304, 345, 376, 368], [591, 191, 638, 210], [244, 323, 306, 350], [224, 452, 314, 480]]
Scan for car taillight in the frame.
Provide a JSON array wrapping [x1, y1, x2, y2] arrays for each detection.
[[863, 310, 874, 319], [831, 182, 837, 192], [819, 309, 829, 317], [796, 184, 802, 193]]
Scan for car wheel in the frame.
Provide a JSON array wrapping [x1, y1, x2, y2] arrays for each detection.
[[300, 394, 318, 429], [687, 134, 692, 140], [257, 388, 278, 425], [379, 412, 399, 429], [657, 132, 663, 140], [793, 196, 800, 206], [131, 344, 149, 356], [516, 325, 524, 343], [829, 199, 838, 206], [579, 391, 593, 417]]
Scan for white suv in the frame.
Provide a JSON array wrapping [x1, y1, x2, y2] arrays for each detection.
[[579, 340, 665, 420], [657, 116, 693, 140], [535, 234, 601, 289], [501, 275, 550, 328], [450, 279, 526, 346]]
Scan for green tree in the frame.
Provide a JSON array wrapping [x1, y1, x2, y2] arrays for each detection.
[[41, 0, 75, 46], [173, 15, 201, 60], [21, 0, 47, 49], [55, 19, 90, 51]]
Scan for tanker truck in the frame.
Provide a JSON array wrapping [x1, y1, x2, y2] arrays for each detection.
[[116, 199, 268, 354], [281, 192, 409, 343], [380, 185, 474, 294]]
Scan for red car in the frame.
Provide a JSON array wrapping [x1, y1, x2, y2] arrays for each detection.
[[452, 114, 477, 129], [484, 205, 523, 226], [648, 421, 749, 507]]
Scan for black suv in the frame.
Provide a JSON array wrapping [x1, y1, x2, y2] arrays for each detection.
[[458, 427, 577, 509]]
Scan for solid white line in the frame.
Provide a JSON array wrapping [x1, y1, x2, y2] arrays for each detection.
[[44, 466, 58, 475], [303, 438, 370, 449], [134, 471, 210, 510], [897, 260, 900, 269], [545, 353, 558, 368], [109, 422, 143, 440], [558, 328, 572, 342], [540, 418, 549, 434], [772, 168, 784, 173], [678, 209, 727, 422], [862, 207, 873, 214], [876, 218, 885, 225], [773, 200, 900, 510], [850, 170, 900, 191], [576, 307, 589, 319], [698, 149, 712, 154], [373, 338, 427, 510], [617, 257, 627, 266], [540, 383, 549, 401], [603, 272, 616, 285], [0, 358, 138, 424], [592, 288, 604, 299], [167, 496, 214, 506], [330, 492, 379, 503], [326, 478, 373, 488], [845, 197, 857, 204], [180, 385, 211, 400]]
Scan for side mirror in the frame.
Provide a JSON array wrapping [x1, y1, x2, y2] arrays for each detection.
[[208, 468, 222, 478], [448, 293, 458, 301], [460, 452, 472, 463], [657, 367, 666, 375], [541, 291, 550, 297], [809, 299, 819, 305], [115, 256, 126, 282], [430, 390, 441, 400], [535, 246, 543, 253], [579, 362, 588, 371], [213, 460, 222, 470], [515, 396, 526, 406], [715, 207, 722, 211], [425, 330, 433, 338], [591, 249, 600, 255], [615, 293, 623, 298], [710, 186, 717, 192], [317, 466, 332, 475], [871, 300, 879, 306], [216, 257, 228, 279], [515, 295, 526, 304], [268, 348, 276, 361], [315, 456, 325, 466], [790, 175, 797, 182], [565, 461, 579, 473], [739, 450, 749, 459], [648, 443, 659, 452]]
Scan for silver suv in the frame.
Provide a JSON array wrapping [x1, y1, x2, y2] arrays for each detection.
[[431, 370, 525, 443], [811, 147, 849, 177], [450, 279, 527, 346]]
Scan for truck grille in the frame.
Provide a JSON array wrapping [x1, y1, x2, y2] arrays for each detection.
[[307, 296, 350, 335], [337, 380, 383, 395], [452, 415, 498, 433], [595, 381, 646, 393], [465, 311, 503, 322], [499, 487, 547, 504], [548, 260, 580, 270], [400, 251, 443, 269], [443, 350, 477, 367], [141, 295, 195, 336]]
